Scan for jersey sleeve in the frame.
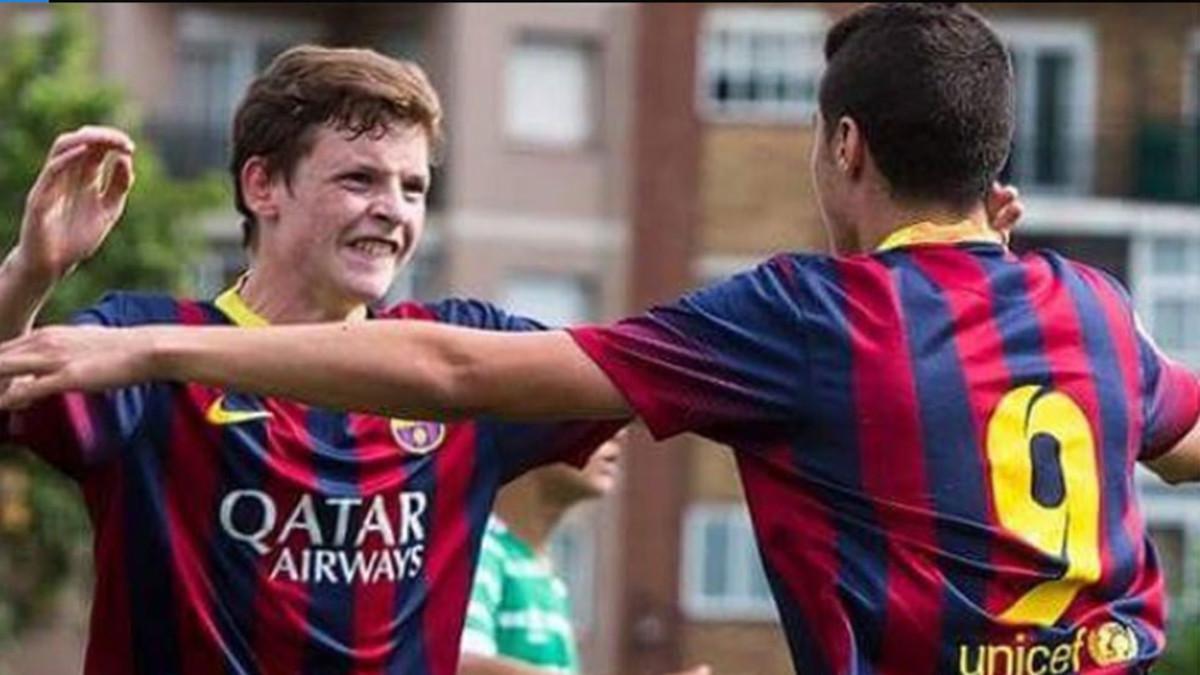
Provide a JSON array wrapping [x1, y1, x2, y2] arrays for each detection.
[[460, 526, 505, 658], [421, 298, 625, 482], [1136, 319, 1200, 460], [567, 256, 811, 445], [1, 293, 155, 479]]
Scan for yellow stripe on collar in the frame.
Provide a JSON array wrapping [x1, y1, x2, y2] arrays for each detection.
[[213, 275, 370, 326], [875, 219, 1004, 252], [214, 280, 270, 328]]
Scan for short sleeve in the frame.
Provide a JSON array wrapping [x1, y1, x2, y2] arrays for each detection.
[[1136, 319, 1200, 460], [568, 256, 811, 445]]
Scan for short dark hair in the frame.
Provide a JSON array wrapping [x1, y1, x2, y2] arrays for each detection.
[[231, 45, 444, 249], [818, 3, 1014, 207]]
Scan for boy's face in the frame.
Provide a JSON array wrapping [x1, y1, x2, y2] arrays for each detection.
[[258, 123, 431, 307]]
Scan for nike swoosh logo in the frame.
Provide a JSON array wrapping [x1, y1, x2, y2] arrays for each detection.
[[205, 396, 274, 425]]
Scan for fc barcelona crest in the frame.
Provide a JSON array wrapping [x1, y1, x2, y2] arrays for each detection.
[[390, 419, 446, 455]]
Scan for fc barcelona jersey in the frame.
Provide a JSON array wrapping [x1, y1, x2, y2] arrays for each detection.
[[570, 230, 1200, 675], [4, 290, 616, 675]]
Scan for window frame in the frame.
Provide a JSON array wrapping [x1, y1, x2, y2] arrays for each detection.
[[1132, 234, 1200, 366], [992, 19, 1098, 195], [697, 7, 827, 125], [681, 502, 778, 621], [504, 32, 600, 151]]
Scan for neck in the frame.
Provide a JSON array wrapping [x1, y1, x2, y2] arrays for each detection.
[[239, 260, 366, 324], [852, 198, 988, 253], [494, 481, 575, 555]]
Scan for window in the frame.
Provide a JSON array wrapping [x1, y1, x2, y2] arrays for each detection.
[[994, 21, 1097, 195], [505, 36, 596, 148], [548, 511, 596, 628], [1133, 235, 1200, 367], [501, 273, 594, 326], [682, 503, 777, 620], [152, 11, 321, 177], [699, 8, 826, 123]]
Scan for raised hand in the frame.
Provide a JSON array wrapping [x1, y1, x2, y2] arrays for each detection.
[[16, 126, 136, 282]]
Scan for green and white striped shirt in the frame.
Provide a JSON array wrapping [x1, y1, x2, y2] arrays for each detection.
[[461, 517, 580, 673]]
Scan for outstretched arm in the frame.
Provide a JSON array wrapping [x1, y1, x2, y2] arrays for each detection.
[[0, 320, 630, 421], [1, 253, 813, 446], [0, 176, 1027, 420]]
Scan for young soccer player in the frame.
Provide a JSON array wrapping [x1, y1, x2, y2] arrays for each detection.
[[0, 46, 620, 675]]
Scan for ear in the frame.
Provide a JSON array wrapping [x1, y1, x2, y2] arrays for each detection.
[[240, 156, 280, 224], [834, 116, 866, 180]]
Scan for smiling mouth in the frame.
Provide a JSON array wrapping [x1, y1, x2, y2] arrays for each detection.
[[347, 238, 401, 258]]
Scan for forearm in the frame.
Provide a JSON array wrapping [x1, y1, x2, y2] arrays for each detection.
[[0, 249, 58, 342], [147, 320, 628, 421], [147, 321, 465, 418]]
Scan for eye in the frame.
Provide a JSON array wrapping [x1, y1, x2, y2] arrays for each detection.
[[339, 171, 373, 191], [403, 178, 429, 199]]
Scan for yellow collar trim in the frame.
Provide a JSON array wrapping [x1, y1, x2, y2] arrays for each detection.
[[214, 276, 371, 327], [875, 219, 1003, 252], [214, 279, 270, 328]]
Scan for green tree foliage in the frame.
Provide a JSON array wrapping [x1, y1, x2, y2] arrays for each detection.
[[1159, 620, 1200, 674], [0, 5, 224, 643]]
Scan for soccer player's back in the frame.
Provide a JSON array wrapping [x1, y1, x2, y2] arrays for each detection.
[[690, 232, 1194, 673], [567, 4, 1200, 668], [559, 5, 1200, 671]]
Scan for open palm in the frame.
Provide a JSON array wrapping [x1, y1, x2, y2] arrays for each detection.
[[19, 126, 136, 280]]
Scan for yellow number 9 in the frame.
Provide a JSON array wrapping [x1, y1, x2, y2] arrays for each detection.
[[986, 385, 1101, 626]]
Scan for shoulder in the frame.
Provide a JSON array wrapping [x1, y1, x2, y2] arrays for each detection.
[[72, 291, 215, 327]]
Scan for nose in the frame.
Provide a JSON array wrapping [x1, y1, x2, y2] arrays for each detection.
[[370, 184, 405, 229]]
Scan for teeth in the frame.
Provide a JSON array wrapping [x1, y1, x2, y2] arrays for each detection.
[[350, 240, 396, 257]]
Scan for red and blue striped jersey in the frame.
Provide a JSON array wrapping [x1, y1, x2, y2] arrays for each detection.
[[570, 238, 1200, 675], [4, 291, 616, 675]]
